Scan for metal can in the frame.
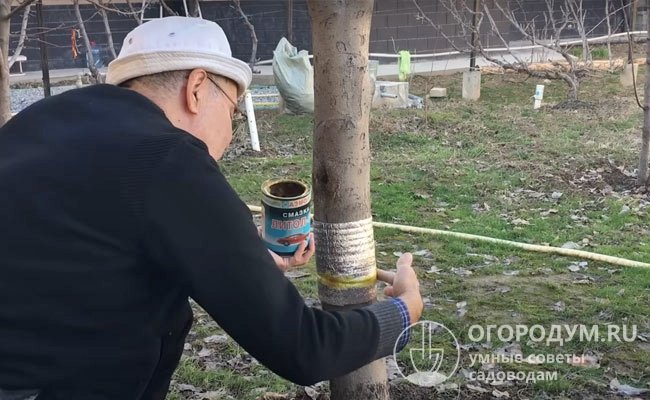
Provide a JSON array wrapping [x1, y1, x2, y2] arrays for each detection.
[[261, 179, 311, 255]]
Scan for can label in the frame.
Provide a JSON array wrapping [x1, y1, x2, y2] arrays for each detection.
[[261, 179, 311, 256]]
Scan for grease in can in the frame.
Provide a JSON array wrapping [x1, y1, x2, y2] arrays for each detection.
[[261, 179, 311, 256]]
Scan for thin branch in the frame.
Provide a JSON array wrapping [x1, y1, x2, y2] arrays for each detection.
[[125, 0, 142, 24], [85, 0, 141, 16], [6, 0, 36, 21], [159, 0, 178, 16], [232, 0, 259, 72], [74, 0, 100, 82]]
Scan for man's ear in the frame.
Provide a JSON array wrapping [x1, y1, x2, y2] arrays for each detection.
[[185, 69, 208, 115]]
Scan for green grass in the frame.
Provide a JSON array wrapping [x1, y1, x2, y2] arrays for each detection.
[[170, 70, 650, 399], [569, 46, 609, 60]]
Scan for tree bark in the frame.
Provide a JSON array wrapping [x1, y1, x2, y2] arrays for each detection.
[[639, 12, 650, 185], [0, 0, 12, 126], [98, 0, 116, 59], [307, 1, 387, 399], [74, 0, 99, 83]]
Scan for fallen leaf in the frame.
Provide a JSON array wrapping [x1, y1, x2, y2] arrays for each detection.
[[452, 267, 473, 276], [568, 264, 582, 272], [561, 241, 581, 250], [466, 383, 489, 393], [425, 266, 442, 274], [609, 378, 649, 396], [502, 270, 520, 276], [199, 390, 228, 400], [393, 252, 403, 257], [303, 386, 318, 399], [617, 288, 625, 296], [456, 301, 467, 309], [183, 343, 192, 351], [177, 383, 199, 392], [551, 301, 566, 312], [510, 218, 530, 226], [492, 389, 510, 398], [551, 191, 563, 199], [413, 249, 432, 257], [204, 334, 228, 344], [198, 348, 213, 358]]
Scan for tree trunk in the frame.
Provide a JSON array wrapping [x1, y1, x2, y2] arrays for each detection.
[[232, 0, 258, 72], [0, 0, 12, 126], [639, 13, 650, 185], [99, 0, 117, 60], [8, 3, 31, 69], [307, 1, 387, 399], [73, 0, 99, 83]]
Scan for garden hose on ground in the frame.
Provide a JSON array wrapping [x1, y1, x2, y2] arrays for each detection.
[[247, 204, 650, 269]]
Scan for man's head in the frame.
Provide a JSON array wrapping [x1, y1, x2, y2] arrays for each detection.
[[106, 17, 251, 160]]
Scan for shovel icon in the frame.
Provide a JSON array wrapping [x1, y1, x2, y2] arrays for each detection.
[[409, 322, 445, 373]]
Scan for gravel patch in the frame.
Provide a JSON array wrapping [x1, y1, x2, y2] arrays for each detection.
[[10, 84, 280, 114]]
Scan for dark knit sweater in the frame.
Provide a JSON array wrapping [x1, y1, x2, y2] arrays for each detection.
[[0, 85, 405, 399]]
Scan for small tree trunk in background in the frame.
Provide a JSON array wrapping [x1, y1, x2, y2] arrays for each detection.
[[307, 1, 388, 399], [35, 0, 50, 97], [74, 0, 99, 83], [188, 0, 200, 17], [638, 14, 650, 185], [99, 0, 116, 59], [8, 3, 31, 69], [232, 0, 258, 72], [605, 0, 613, 70], [0, 0, 12, 126]]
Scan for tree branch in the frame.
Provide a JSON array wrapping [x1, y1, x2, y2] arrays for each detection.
[[6, 0, 36, 21]]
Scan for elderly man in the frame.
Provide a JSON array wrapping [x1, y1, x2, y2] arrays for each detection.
[[0, 17, 422, 400]]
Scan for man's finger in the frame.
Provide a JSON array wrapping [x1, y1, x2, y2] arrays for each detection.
[[383, 285, 394, 297], [396, 252, 413, 268], [376, 269, 395, 284]]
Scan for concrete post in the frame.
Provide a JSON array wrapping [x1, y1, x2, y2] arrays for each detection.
[[462, 69, 481, 101]]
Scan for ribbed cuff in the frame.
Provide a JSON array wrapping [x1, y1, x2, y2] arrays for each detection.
[[366, 299, 411, 359]]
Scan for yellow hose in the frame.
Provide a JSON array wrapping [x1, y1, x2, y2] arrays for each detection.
[[247, 204, 650, 269]]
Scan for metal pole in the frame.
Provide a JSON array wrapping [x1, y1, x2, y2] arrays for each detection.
[[469, 0, 481, 70], [36, 0, 50, 97]]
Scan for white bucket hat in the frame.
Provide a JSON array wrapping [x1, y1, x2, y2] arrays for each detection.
[[106, 16, 252, 98]]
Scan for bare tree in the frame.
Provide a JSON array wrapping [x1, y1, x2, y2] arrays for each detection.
[[74, 0, 101, 83], [412, 0, 612, 101], [1, 0, 37, 126], [232, 0, 258, 73], [8, 3, 31, 69], [97, 0, 116, 59]]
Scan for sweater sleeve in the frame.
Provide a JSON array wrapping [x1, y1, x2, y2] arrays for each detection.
[[141, 137, 408, 385]]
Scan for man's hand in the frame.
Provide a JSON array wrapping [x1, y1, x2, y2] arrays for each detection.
[[267, 232, 315, 272], [258, 226, 315, 272], [376, 253, 423, 325]]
